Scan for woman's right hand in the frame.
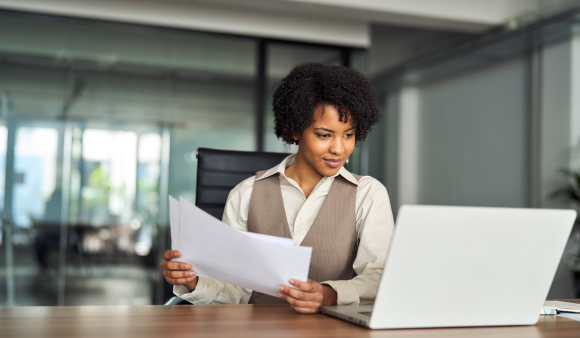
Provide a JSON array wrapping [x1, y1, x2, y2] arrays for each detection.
[[160, 250, 198, 292]]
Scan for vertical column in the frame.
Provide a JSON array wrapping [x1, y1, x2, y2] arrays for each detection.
[[383, 90, 400, 214], [155, 125, 171, 304], [255, 40, 267, 152], [528, 46, 542, 208], [3, 116, 16, 306], [341, 48, 351, 68], [570, 32, 580, 168], [397, 87, 420, 209], [539, 40, 573, 209], [57, 123, 73, 306]]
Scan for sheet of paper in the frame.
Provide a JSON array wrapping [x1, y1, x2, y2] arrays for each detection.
[[242, 231, 294, 247], [168, 196, 180, 250], [558, 312, 580, 322], [543, 301, 580, 313], [173, 196, 312, 297]]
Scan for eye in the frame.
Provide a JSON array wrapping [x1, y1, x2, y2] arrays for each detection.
[[316, 133, 330, 139], [344, 133, 355, 138]]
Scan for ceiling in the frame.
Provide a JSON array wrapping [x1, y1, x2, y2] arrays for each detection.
[[0, 0, 542, 47]]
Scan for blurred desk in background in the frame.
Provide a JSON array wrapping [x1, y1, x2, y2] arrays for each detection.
[[2, 302, 580, 338], [0, 221, 163, 306]]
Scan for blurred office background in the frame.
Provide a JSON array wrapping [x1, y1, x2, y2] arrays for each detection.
[[0, 0, 580, 306]]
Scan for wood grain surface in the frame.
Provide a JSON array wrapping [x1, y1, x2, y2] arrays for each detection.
[[1, 301, 580, 338]]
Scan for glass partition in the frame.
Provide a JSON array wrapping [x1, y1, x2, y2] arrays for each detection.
[[10, 122, 61, 306], [0, 11, 257, 306], [0, 10, 355, 306]]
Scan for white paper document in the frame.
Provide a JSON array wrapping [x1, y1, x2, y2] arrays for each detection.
[[543, 301, 580, 312], [169, 196, 312, 298], [558, 312, 580, 322], [168, 196, 180, 250]]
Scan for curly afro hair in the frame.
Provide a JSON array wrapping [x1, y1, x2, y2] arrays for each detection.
[[273, 62, 381, 145]]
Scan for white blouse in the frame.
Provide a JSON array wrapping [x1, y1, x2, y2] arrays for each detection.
[[174, 153, 395, 306]]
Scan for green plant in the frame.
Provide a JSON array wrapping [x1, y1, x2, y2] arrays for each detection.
[[551, 169, 580, 273], [551, 169, 580, 204], [82, 164, 111, 211]]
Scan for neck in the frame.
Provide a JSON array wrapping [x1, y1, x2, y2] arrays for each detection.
[[285, 151, 324, 198]]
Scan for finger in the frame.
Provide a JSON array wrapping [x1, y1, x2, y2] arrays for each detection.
[[286, 298, 321, 309], [165, 277, 196, 286], [279, 291, 297, 306], [279, 292, 320, 308], [165, 261, 192, 271], [293, 306, 318, 314], [160, 260, 191, 271], [163, 250, 181, 260], [163, 270, 196, 279], [279, 285, 321, 302], [289, 279, 315, 292]]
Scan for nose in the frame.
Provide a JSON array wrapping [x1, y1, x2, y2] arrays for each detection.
[[329, 135, 344, 156]]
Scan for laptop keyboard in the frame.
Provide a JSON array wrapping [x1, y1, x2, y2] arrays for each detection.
[[358, 311, 372, 316]]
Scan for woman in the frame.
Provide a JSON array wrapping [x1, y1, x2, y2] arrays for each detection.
[[160, 62, 395, 313]]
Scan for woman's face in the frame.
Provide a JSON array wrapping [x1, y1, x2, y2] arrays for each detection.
[[295, 104, 356, 177]]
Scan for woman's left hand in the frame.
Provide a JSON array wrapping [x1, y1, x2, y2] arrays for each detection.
[[278, 278, 337, 313]]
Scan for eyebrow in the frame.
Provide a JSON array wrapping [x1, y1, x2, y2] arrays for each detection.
[[314, 127, 355, 133]]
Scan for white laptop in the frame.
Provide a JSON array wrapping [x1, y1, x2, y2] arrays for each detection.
[[320, 205, 576, 329]]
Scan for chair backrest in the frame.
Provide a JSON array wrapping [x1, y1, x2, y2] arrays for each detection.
[[195, 148, 291, 220]]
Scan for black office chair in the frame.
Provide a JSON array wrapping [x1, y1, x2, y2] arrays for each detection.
[[164, 148, 291, 305]]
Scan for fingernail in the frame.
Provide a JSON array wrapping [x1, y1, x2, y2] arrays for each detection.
[[278, 293, 283, 298], [188, 272, 195, 277], [279, 286, 283, 291], [186, 264, 191, 269], [289, 279, 294, 285]]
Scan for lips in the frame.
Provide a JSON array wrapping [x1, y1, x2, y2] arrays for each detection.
[[323, 159, 342, 168]]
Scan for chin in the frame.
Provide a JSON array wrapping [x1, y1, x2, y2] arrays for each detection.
[[318, 165, 342, 177]]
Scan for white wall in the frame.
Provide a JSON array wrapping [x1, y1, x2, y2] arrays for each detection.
[[382, 32, 580, 298], [387, 56, 529, 210], [416, 56, 529, 207]]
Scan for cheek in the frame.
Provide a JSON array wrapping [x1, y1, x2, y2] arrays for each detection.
[[315, 142, 331, 156], [304, 137, 328, 157]]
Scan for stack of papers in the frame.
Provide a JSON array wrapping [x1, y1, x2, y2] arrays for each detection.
[[542, 301, 580, 322], [542, 301, 580, 314], [168, 196, 312, 297]]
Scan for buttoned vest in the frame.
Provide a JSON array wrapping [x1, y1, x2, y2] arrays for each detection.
[[247, 170, 361, 304]]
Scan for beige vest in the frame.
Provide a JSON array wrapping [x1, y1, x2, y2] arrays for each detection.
[[247, 170, 360, 304]]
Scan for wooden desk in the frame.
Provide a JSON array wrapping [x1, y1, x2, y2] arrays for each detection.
[[1, 302, 580, 338]]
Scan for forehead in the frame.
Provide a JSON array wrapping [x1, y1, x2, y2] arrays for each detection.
[[311, 105, 353, 127]]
